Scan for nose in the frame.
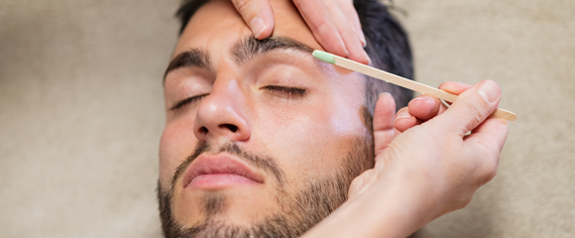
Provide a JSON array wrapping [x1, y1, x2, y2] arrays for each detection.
[[193, 79, 251, 143]]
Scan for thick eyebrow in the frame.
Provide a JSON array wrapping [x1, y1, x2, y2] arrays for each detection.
[[163, 36, 314, 83], [231, 36, 313, 66], [163, 49, 211, 82]]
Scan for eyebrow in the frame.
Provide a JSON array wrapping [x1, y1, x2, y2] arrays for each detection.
[[231, 36, 314, 65], [163, 36, 314, 83], [163, 49, 211, 80]]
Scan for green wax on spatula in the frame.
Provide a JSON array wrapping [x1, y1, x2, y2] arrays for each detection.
[[312, 50, 335, 64]]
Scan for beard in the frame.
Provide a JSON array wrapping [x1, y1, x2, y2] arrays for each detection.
[[157, 136, 373, 238]]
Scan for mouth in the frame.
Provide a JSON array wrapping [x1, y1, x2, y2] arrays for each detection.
[[182, 154, 265, 190]]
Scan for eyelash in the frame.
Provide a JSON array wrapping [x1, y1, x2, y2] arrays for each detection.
[[263, 85, 307, 97], [170, 86, 306, 111], [170, 93, 209, 111]]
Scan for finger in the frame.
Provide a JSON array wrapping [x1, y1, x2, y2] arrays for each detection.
[[325, 1, 370, 64], [293, 0, 348, 57], [435, 82, 472, 109], [438, 81, 472, 95], [434, 80, 502, 136], [393, 107, 419, 133], [335, 0, 366, 47], [373, 92, 396, 157], [232, 0, 275, 39], [464, 117, 509, 185], [407, 94, 442, 121], [466, 118, 509, 158]]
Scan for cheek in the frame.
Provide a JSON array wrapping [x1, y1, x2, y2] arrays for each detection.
[[159, 118, 197, 187], [254, 99, 366, 179], [329, 94, 367, 136]]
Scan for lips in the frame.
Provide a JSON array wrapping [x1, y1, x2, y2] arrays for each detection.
[[182, 154, 264, 189]]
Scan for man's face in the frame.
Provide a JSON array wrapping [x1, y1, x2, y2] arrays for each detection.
[[159, 0, 373, 236]]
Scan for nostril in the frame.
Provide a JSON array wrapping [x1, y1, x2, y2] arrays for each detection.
[[199, 127, 208, 134], [220, 124, 238, 132]]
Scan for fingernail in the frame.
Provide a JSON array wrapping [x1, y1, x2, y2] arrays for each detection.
[[477, 80, 500, 103], [411, 96, 425, 102], [360, 32, 367, 47], [250, 17, 266, 39], [394, 111, 411, 122], [378, 92, 391, 99], [364, 51, 372, 65], [412, 95, 432, 105], [343, 48, 350, 58]]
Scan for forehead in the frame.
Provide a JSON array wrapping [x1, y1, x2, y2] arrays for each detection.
[[173, 0, 323, 60], [165, 0, 366, 106]]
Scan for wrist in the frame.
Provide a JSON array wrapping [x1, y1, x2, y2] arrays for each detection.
[[302, 175, 433, 238]]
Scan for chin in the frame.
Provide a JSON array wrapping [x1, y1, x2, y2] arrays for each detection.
[[173, 185, 281, 226]]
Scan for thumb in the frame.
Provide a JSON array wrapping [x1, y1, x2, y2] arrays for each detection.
[[232, 0, 275, 39], [435, 80, 502, 136]]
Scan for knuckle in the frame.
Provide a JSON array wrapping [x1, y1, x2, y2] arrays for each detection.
[[468, 147, 500, 187], [454, 190, 475, 210], [340, 26, 356, 37], [449, 193, 473, 211], [486, 166, 498, 182], [292, 0, 304, 7], [458, 197, 473, 210], [310, 17, 329, 32], [459, 102, 484, 128], [476, 142, 501, 183], [481, 157, 499, 184], [396, 107, 410, 116], [233, 0, 254, 12]]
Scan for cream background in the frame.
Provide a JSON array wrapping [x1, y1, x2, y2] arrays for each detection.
[[1, 0, 573, 237]]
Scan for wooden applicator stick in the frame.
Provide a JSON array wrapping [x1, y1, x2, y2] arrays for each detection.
[[312, 50, 517, 121]]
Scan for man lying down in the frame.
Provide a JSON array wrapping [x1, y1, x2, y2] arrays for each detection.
[[157, 0, 509, 237]]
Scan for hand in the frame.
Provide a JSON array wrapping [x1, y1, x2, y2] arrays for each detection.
[[394, 81, 473, 132], [306, 80, 509, 238], [231, 0, 370, 64]]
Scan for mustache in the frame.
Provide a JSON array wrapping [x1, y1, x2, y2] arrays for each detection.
[[171, 142, 286, 189]]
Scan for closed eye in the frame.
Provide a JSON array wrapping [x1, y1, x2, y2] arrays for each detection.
[[262, 85, 306, 97], [170, 93, 209, 110]]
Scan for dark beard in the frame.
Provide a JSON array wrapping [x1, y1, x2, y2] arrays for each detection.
[[157, 138, 373, 238]]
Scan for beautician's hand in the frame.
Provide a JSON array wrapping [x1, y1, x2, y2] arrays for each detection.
[[304, 80, 509, 237], [345, 82, 471, 199], [231, 0, 370, 64], [394, 81, 473, 132]]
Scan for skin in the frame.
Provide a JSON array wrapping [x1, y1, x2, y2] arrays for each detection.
[[160, 0, 372, 228], [395, 82, 474, 132], [231, 0, 370, 64], [305, 80, 509, 237], [161, 0, 510, 236]]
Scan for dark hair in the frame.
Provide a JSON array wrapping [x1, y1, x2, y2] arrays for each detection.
[[354, 0, 414, 113], [175, 0, 414, 113]]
